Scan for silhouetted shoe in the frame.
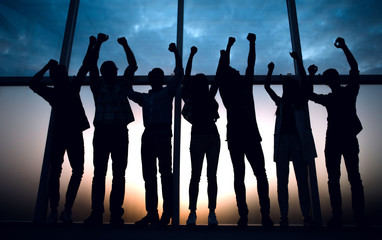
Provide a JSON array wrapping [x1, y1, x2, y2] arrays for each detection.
[[186, 211, 197, 226], [110, 217, 124, 226], [135, 213, 159, 226], [237, 216, 248, 228], [327, 215, 342, 228], [60, 210, 73, 224], [208, 212, 218, 227], [84, 212, 103, 226], [159, 212, 172, 226], [262, 215, 274, 227], [47, 209, 58, 224], [279, 217, 289, 227]]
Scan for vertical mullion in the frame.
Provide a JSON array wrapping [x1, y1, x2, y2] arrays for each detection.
[[286, 0, 322, 225], [33, 0, 80, 224], [172, 0, 184, 226]]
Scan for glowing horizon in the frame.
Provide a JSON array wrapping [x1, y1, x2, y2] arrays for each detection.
[[1, 85, 381, 225]]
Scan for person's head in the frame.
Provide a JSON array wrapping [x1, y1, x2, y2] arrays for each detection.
[[148, 68, 164, 89], [219, 66, 241, 94], [282, 76, 299, 100], [100, 61, 118, 81], [49, 64, 69, 88], [323, 68, 341, 90], [191, 73, 209, 97]]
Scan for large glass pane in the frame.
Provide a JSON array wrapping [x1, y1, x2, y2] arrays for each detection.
[[0, 0, 69, 76], [297, 0, 382, 74], [183, 0, 294, 75], [69, 0, 178, 76], [179, 84, 382, 225], [0, 87, 50, 221]]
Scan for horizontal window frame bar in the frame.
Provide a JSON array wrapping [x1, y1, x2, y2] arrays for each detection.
[[1, 75, 382, 86]]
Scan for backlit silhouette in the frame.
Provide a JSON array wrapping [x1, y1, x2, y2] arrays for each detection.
[[264, 52, 317, 227], [215, 34, 273, 227], [182, 46, 220, 226], [128, 43, 183, 226], [29, 40, 90, 224], [84, 33, 136, 226], [310, 37, 365, 227]]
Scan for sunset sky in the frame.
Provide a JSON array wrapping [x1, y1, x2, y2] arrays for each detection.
[[0, 0, 382, 225]]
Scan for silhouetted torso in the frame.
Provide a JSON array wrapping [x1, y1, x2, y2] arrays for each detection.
[[312, 70, 362, 138], [30, 80, 89, 132]]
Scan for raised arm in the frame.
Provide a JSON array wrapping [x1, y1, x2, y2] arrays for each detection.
[[306, 64, 317, 97], [335, 37, 358, 72], [30, 59, 58, 90], [75, 36, 96, 87], [182, 46, 197, 97], [264, 62, 281, 105], [167, 42, 184, 95], [225, 37, 235, 66], [290, 51, 312, 102], [118, 37, 138, 90], [185, 46, 197, 77], [290, 51, 307, 82], [245, 33, 256, 77], [308, 64, 329, 105], [89, 33, 108, 83]]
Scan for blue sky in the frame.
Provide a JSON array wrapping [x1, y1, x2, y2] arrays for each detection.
[[1, 0, 382, 76], [1, 0, 382, 225]]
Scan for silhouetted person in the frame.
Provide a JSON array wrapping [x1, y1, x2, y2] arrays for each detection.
[[84, 33, 136, 226], [128, 43, 183, 226], [310, 37, 365, 227], [264, 52, 317, 227], [29, 40, 91, 223], [216, 34, 273, 227], [182, 46, 220, 226]]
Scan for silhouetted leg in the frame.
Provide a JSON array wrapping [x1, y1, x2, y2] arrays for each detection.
[[325, 138, 342, 218], [276, 159, 289, 221], [343, 137, 364, 223], [110, 127, 128, 220], [157, 135, 173, 217], [293, 160, 311, 219], [228, 140, 248, 218], [141, 132, 158, 216], [276, 135, 290, 221], [246, 141, 271, 217], [65, 131, 85, 212], [92, 127, 110, 215], [189, 135, 205, 211], [206, 135, 220, 211], [290, 134, 311, 220], [49, 134, 66, 211]]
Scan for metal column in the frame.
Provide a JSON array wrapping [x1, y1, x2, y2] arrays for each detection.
[[33, 0, 80, 223], [172, 0, 184, 226], [286, 0, 322, 225]]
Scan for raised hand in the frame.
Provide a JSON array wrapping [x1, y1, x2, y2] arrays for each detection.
[[289, 51, 299, 60], [308, 64, 318, 75], [117, 37, 128, 46], [247, 33, 256, 43], [47, 59, 58, 69], [334, 37, 346, 49], [190, 46, 197, 55], [97, 33, 109, 43], [89, 35, 96, 45], [268, 62, 275, 71], [228, 37, 236, 47], [168, 43, 177, 52]]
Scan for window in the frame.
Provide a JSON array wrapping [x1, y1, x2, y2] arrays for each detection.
[[0, 0, 69, 76]]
